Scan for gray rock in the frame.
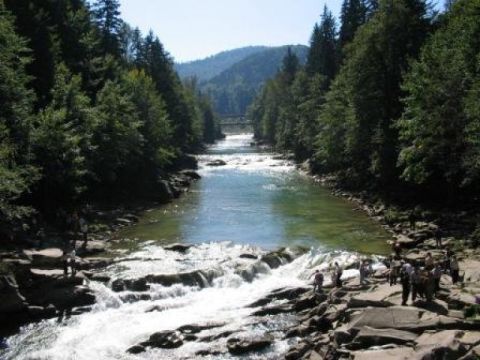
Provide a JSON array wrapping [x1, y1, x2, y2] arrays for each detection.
[[227, 335, 273, 355], [351, 326, 417, 349], [163, 243, 192, 253], [206, 159, 227, 166], [126, 345, 145, 354], [142, 330, 183, 349]]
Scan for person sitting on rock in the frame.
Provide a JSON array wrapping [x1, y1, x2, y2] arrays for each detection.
[[450, 255, 460, 284], [424, 252, 434, 270], [310, 270, 324, 293]]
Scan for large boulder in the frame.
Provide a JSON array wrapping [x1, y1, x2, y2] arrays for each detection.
[[260, 250, 293, 269], [226, 335, 273, 355], [145, 268, 223, 288], [156, 180, 175, 203]]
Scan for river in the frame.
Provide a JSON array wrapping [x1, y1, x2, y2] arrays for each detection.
[[3, 134, 391, 360]]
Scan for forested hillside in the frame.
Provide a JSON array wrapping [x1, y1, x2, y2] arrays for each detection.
[[200, 45, 308, 116], [0, 0, 221, 236], [175, 46, 268, 82], [249, 0, 480, 205]]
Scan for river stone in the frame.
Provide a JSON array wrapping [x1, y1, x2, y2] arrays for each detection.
[[351, 326, 418, 349], [459, 345, 480, 360], [163, 243, 192, 253], [156, 180, 175, 202], [206, 159, 227, 166], [127, 345, 145, 354], [142, 330, 183, 349], [260, 250, 293, 269], [177, 322, 224, 334], [75, 240, 106, 256], [145, 268, 223, 288], [252, 303, 295, 316], [226, 334, 273, 355]]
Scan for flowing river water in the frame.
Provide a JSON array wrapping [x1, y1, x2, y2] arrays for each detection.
[[4, 134, 392, 360]]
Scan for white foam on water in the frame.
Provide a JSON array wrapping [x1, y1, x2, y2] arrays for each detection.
[[3, 241, 385, 360]]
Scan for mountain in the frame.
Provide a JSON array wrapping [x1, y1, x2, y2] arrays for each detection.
[[175, 46, 268, 82], [200, 45, 309, 116]]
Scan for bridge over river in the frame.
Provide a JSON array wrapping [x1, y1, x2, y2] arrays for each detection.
[[219, 114, 253, 133]]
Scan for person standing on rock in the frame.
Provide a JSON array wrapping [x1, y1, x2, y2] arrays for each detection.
[[410, 265, 421, 302], [310, 270, 324, 293], [450, 255, 460, 284], [434, 227, 442, 248], [359, 260, 368, 285], [334, 262, 343, 288], [432, 263, 442, 295], [400, 267, 411, 305], [393, 240, 402, 257]]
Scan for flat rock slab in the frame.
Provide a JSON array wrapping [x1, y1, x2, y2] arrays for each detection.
[[227, 335, 273, 355], [348, 306, 462, 333], [352, 346, 416, 360], [348, 284, 401, 308], [353, 326, 418, 347]]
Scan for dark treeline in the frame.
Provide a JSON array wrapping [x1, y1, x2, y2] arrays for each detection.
[[249, 0, 480, 205], [0, 0, 222, 234]]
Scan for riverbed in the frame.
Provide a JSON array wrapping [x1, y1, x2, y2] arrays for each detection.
[[3, 134, 392, 360]]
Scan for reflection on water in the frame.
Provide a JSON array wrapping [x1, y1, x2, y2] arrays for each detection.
[[120, 134, 391, 254]]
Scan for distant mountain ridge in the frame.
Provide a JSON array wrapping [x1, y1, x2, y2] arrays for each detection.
[[176, 45, 309, 116], [175, 46, 268, 82]]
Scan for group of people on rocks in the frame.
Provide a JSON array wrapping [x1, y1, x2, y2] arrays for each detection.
[[310, 262, 344, 293], [389, 241, 461, 305]]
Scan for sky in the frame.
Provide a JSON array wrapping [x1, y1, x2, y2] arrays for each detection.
[[119, 0, 343, 63]]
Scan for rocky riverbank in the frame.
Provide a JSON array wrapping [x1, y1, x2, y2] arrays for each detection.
[[0, 168, 202, 337]]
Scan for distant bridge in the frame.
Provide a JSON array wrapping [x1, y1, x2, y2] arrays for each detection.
[[219, 114, 253, 133]]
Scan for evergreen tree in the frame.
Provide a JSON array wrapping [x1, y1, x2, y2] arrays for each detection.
[[92, 0, 122, 56], [0, 1, 37, 228], [397, 0, 480, 198], [339, 0, 367, 47], [314, 0, 431, 188], [306, 6, 338, 81]]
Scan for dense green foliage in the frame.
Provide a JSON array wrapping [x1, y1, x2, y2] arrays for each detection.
[[0, 0, 221, 233], [250, 0, 480, 204]]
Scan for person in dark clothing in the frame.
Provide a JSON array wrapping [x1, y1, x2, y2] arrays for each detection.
[[408, 211, 416, 230], [432, 263, 442, 295], [434, 227, 443, 248], [400, 268, 411, 305], [450, 255, 460, 284], [310, 270, 324, 293], [334, 262, 343, 288], [410, 266, 421, 302]]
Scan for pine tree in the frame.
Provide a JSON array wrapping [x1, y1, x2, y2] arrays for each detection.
[[306, 6, 338, 82], [397, 0, 480, 198], [0, 1, 37, 227], [92, 0, 122, 56], [339, 0, 367, 47]]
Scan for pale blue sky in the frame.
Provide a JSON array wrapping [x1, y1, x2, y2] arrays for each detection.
[[119, 0, 342, 63]]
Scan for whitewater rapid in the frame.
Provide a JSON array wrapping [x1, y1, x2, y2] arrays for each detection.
[[2, 134, 387, 360]]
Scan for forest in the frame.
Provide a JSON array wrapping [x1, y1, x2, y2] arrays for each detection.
[[0, 0, 222, 236], [249, 0, 480, 205]]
